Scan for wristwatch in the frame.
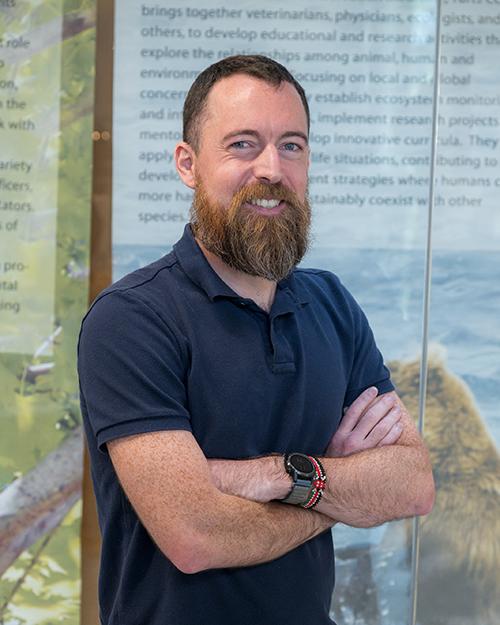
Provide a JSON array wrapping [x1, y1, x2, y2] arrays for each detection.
[[282, 453, 316, 505]]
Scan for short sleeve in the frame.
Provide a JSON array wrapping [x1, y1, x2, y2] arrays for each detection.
[[78, 290, 192, 452], [341, 285, 394, 407]]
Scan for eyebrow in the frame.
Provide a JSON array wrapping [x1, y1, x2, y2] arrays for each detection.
[[222, 129, 309, 145]]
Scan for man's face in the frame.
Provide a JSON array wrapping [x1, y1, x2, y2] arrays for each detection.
[[184, 74, 311, 281]]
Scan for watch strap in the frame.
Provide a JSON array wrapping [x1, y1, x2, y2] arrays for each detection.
[[302, 456, 327, 509], [281, 477, 312, 505]]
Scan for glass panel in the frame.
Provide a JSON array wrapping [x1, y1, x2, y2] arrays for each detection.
[[112, 1, 438, 623], [309, 2, 436, 622], [416, 2, 500, 624]]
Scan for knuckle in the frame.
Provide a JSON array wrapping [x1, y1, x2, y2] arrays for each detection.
[[377, 417, 397, 436], [364, 407, 377, 421], [332, 429, 346, 442], [345, 402, 361, 417], [385, 408, 400, 423], [380, 421, 393, 437], [380, 432, 398, 447], [371, 423, 389, 440], [381, 394, 395, 406], [344, 435, 362, 454]]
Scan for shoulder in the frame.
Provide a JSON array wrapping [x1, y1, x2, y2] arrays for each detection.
[[293, 266, 342, 290], [82, 251, 181, 326], [292, 267, 360, 314], [94, 250, 177, 304], [78, 250, 190, 355]]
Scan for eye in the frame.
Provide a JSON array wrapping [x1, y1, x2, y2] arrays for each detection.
[[229, 140, 251, 149], [281, 142, 302, 152]]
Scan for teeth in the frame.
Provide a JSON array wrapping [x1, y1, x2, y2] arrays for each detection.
[[250, 198, 280, 209]]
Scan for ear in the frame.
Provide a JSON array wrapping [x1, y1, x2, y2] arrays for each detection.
[[174, 141, 197, 189]]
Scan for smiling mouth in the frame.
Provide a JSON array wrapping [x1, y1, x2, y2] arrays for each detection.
[[246, 198, 282, 209]]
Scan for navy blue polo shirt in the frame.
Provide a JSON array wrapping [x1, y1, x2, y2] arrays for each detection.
[[78, 224, 393, 625]]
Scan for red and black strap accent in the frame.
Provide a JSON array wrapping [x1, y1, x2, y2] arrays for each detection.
[[302, 456, 327, 510]]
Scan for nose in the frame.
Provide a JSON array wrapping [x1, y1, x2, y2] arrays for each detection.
[[252, 144, 282, 185]]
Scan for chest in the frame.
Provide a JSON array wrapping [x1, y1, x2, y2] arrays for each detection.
[[184, 300, 354, 458]]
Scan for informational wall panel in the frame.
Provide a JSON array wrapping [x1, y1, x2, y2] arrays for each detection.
[[0, 1, 62, 354], [435, 5, 500, 251], [0, 2, 95, 624], [113, 0, 438, 277]]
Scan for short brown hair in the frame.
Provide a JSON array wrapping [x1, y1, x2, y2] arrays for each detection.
[[183, 55, 310, 151]]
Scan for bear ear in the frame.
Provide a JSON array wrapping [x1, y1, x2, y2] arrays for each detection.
[[175, 142, 196, 189]]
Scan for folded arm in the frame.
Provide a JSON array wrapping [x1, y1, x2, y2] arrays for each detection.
[[209, 391, 435, 528], [316, 392, 434, 526], [108, 389, 433, 576], [108, 430, 333, 575]]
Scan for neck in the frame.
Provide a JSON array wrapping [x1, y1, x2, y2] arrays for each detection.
[[196, 239, 277, 313]]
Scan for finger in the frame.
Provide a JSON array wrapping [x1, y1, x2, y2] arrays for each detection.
[[376, 421, 404, 447], [363, 404, 402, 446], [353, 393, 398, 439], [339, 386, 378, 433]]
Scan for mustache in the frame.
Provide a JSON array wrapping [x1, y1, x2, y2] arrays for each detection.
[[230, 182, 303, 212]]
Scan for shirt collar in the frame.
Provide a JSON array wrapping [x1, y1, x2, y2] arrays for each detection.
[[173, 223, 309, 308]]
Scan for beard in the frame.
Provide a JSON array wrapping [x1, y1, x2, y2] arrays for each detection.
[[190, 180, 311, 282]]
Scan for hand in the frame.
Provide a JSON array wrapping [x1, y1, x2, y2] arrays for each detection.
[[325, 387, 403, 457], [207, 455, 289, 503]]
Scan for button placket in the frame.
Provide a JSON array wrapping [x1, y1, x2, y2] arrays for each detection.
[[269, 314, 296, 374]]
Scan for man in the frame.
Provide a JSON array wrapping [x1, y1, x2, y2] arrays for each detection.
[[78, 55, 434, 625]]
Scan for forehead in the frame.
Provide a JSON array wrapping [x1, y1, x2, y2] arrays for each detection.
[[201, 74, 308, 140]]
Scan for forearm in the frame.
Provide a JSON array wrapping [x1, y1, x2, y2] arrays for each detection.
[[183, 490, 333, 573], [316, 443, 434, 527], [209, 445, 434, 529], [315, 394, 435, 526], [109, 431, 334, 576]]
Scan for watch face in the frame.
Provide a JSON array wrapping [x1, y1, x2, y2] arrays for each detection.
[[289, 453, 315, 477]]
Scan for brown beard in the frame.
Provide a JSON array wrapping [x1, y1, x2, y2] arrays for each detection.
[[190, 180, 311, 282]]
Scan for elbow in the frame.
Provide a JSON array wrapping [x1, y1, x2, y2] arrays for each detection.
[[171, 552, 208, 576], [413, 472, 436, 517], [417, 487, 436, 517], [162, 532, 215, 575], [157, 490, 229, 574]]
